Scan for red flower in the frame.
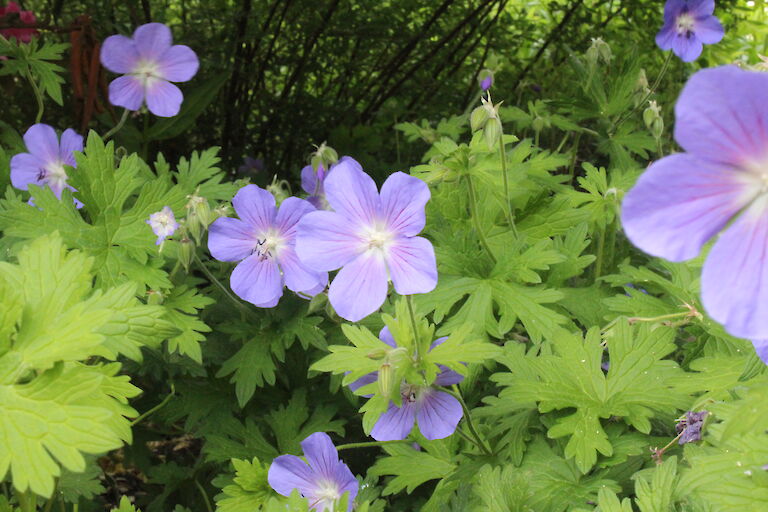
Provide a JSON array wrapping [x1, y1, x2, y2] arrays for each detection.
[[0, 2, 38, 43]]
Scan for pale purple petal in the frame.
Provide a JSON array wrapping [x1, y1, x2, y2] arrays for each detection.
[[323, 158, 380, 227], [349, 372, 378, 394], [434, 369, 464, 386], [58, 129, 83, 166], [230, 254, 284, 307], [694, 16, 724, 44], [301, 433, 340, 481], [378, 326, 397, 348], [278, 246, 327, 295], [10, 153, 44, 190], [301, 164, 321, 196], [108, 75, 145, 111], [133, 22, 172, 60], [370, 402, 416, 441], [750, 339, 768, 365], [328, 251, 389, 322], [663, 0, 685, 21], [157, 44, 199, 82], [208, 217, 257, 262], [688, 0, 715, 17], [673, 35, 703, 63], [415, 389, 463, 440], [621, 154, 757, 262], [674, 66, 768, 165], [655, 25, 677, 51], [702, 197, 768, 339], [275, 196, 316, 238], [100, 35, 138, 74], [379, 172, 430, 237], [295, 210, 363, 271], [23, 124, 58, 164], [232, 185, 276, 232], [268, 454, 317, 498], [385, 236, 438, 295], [145, 79, 183, 117]]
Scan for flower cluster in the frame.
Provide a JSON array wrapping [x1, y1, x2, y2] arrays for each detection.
[[350, 327, 464, 441], [209, 157, 438, 322], [0, 2, 37, 43]]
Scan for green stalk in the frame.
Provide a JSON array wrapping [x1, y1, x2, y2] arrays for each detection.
[[465, 175, 497, 264], [18, 491, 36, 512], [194, 480, 214, 512], [497, 120, 518, 237], [448, 386, 492, 456], [406, 295, 421, 359], [335, 440, 411, 451], [612, 52, 673, 133], [131, 383, 175, 426], [593, 225, 606, 283], [192, 252, 253, 317], [103, 109, 130, 140], [25, 66, 45, 123]]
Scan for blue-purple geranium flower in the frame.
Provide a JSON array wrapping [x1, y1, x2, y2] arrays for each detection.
[[10, 123, 83, 207], [268, 432, 358, 512], [656, 0, 724, 62], [147, 206, 178, 245], [295, 158, 437, 322], [621, 66, 768, 364], [301, 156, 358, 209], [100, 22, 199, 117], [208, 185, 326, 307], [350, 326, 464, 441]]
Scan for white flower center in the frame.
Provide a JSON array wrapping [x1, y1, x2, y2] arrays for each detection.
[[41, 160, 69, 189], [676, 13, 695, 35], [254, 228, 285, 261], [310, 480, 342, 511], [149, 209, 177, 237], [361, 221, 394, 252], [132, 59, 162, 86]]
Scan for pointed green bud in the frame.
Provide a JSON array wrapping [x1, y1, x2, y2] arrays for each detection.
[[483, 119, 501, 146], [366, 348, 388, 360], [146, 289, 166, 305], [179, 237, 194, 272], [377, 363, 393, 397], [470, 106, 490, 132], [265, 176, 291, 205]]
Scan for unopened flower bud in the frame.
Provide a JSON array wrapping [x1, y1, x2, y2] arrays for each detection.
[[147, 289, 166, 305], [470, 106, 490, 132], [643, 100, 664, 139], [377, 363, 393, 396], [178, 237, 194, 272], [265, 176, 291, 205], [478, 69, 493, 91], [587, 37, 612, 65], [531, 116, 546, 134], [212, 203, 232, 223], [366, 348, 388, 360], [483, 119, 501, 146], [312, 142, 339, 172]]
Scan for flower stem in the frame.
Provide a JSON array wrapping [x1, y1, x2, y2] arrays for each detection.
[[335, 440, 412, 451], [24, 65, 45, 124], [465, 175, 497, 264], [612, 52, 673, 133], [17, 491, 36, 512], [497, 121, 518, 237], [194, 479, 214, 512], [406, 295, 421, 359], [192, 252, 252, 317], [627, 310, 692, 324], [448, 386, 492, 456], [593, 225, 606, 282], [103, 109, 130, 141], [131, 382, 175, 426]]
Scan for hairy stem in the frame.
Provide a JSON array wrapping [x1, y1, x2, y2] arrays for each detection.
[[497, 121, 518, 236], [465, 175, 497, 264], [448, 386, 492, 456], [131, 382, 175, 426], [25, 66, 45, 124], [406, 295, 421, 359], [103, 109, 130, 140], [192, 252, 252, 316], [336, 440, 411, 451]]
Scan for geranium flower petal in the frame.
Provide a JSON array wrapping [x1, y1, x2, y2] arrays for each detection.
[[415, 389, 463, 440], [145, 79, 183, 117], [133, 22, 173, 60], [230, 254, 284, 307], [675, 66, 768, 164], [328, 251, 388, 322], [157, 44, 199, 82], [378, 326, 397, 348], [232, 185, 276, 232], [380, 171, 430, 236], [622, 153, 757, 262], [267, 454, 316, 498], [694, 16, 724, 44], [688, 0, 715, 16], [702, 196, 768, 339], [10, 153, 43, 190], [371, 401, 416, 441], [278, 246, 327, 295], [301, 432, 340, 480], [296, 210, 363, 271], [655, 25, 677, 50], [207, 217, 257, 262], [275, 197, 315, 237], [59, 129, 83, 166], [301, 164, 319, 196], [108, 75, 145, 112], [23, 124, 59, 164], [385, 236, 438, 295], [323, 158, 379, 227], [100, 35, 139, 74]]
